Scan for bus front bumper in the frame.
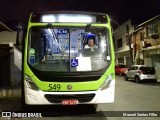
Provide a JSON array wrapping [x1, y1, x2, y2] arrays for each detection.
[[24, 80, 115, 105]]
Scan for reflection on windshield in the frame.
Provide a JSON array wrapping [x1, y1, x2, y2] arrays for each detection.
[[28, 26, 110, 72]]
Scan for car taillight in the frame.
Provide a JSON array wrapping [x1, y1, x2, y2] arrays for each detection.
[[138, 70, 144, 74]]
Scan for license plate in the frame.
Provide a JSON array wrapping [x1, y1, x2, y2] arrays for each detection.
[[147, 75, 152, 78], [62, 99, 79, 105]]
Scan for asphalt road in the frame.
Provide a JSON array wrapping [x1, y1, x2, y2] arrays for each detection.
[[0, 75, 160, 120]]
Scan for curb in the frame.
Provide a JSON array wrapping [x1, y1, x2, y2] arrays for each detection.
[[0, 89, 21, 98]]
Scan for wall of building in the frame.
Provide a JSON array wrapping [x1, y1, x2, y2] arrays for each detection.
[[0, 31, 22, 88], [114, 19, 134, 52], [133, 18, 160, 64], [113, 19, 134, 66], [133, 16, 160, 79], [14, 47, 22, 71], [113, 15, 160, 79], [0, 31, 17, 44]]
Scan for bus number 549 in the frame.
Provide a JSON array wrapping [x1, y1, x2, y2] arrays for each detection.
[[48, 84, 61, 91]]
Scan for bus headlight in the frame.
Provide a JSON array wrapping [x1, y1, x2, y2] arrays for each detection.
[[99, 74, 113, 90], [25, 74, 39, 90]]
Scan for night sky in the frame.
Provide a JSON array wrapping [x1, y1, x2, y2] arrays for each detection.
[[0, 0, 160, 28]]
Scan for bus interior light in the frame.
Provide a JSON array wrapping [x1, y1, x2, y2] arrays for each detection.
[[41, 14, 94, 23], [58, 15, 92, 23], [42, 15, 56, 22]]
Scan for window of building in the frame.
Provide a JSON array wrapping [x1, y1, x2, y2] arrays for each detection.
[[118, 57, 124, 64], [117, 38, 122, 48], [146, 22, 158, 37]]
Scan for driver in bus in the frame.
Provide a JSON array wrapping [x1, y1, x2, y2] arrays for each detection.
[[84, 38, 98, 51]]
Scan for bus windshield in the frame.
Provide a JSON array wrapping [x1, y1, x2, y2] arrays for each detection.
[[28, 26, 111, 72]]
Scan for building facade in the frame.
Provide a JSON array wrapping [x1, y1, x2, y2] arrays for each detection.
[[133, 15, 160, 79], [113, 19, 134, 66], [0, 22, 21, 89]]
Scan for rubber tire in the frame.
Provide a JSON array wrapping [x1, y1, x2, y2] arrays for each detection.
[[93, 104, 98, 113], [135, 76, 141, 83], [154, 79, 157, 83]]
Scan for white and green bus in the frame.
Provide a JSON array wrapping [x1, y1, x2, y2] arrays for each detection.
[[23, 11, 115, 106]]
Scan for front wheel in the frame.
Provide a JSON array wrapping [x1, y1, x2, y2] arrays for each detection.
[[93, 104, 98, 113], [135, 76, 141, 83], [154, 79, 157, 83]]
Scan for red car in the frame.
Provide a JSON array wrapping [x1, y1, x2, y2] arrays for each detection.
[[115, 64, 129, 75]]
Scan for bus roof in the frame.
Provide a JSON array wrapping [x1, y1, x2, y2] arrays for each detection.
[[30, 11, 109, 23]]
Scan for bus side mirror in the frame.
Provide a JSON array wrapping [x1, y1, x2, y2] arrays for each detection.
[[16, 23, 27, 45]]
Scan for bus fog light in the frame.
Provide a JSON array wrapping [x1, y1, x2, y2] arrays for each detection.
[[100, 74, 113, 90], [25, 74, 39, 90], [28, 94, 38, 102]]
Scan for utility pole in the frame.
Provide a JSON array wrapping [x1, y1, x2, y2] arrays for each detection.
[[126, 25, 133, 64], [142, 33, 145, 65]]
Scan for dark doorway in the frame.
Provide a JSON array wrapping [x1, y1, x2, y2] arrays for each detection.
[[0, 44, 11, 88]]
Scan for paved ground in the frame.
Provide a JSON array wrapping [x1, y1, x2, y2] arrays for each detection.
[[0, 75, 160, 120]]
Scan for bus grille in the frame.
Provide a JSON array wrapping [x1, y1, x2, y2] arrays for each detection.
[[46, 76, 101, 82], [44, 94, 95, 103]]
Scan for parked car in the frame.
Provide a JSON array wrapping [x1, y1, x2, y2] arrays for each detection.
[[124, 65, 157, 83], [115, 64, 129, 76]]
